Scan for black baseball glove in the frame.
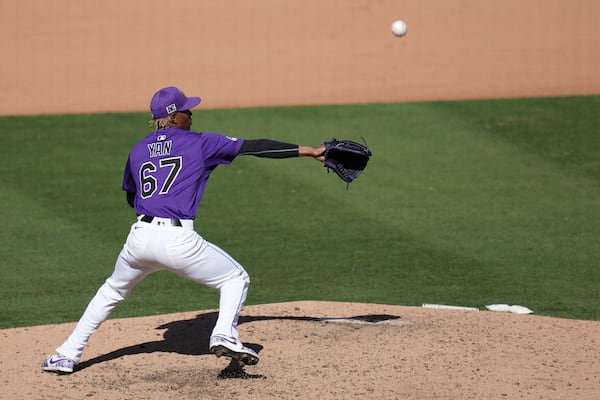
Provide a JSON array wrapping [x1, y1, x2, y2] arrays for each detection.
[[322, 138, 372, 185]]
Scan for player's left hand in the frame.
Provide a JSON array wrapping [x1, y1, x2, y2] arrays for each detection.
[[299, 145, 326, 160]]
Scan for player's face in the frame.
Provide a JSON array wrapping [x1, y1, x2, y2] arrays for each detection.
[[174, 110, 193, 130]]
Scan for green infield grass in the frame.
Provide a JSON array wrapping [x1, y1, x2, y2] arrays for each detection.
[[1, 95, 599, 328]]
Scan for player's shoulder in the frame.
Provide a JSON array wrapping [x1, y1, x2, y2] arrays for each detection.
[[195, 131, 241, 143]]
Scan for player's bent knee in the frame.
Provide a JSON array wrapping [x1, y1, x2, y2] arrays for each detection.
[[216, 270, 249, 291], [101, 279, 130, 302]]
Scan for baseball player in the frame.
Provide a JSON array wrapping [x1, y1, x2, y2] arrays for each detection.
[[42, 86, 325, 374]]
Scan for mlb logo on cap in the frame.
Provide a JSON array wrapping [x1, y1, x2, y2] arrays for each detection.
[[166, 103, 177, 114]]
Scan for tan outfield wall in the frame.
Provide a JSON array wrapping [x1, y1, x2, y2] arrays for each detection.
[[1, 0, 599, 116]]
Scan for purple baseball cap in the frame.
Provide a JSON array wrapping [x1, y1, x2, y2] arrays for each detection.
[[150, 86, 201, 118]]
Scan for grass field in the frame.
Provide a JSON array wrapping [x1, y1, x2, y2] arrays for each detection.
[[1, 95, 599, 328]]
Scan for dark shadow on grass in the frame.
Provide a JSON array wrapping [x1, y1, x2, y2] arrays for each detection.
[[74, 311, 401, 378]]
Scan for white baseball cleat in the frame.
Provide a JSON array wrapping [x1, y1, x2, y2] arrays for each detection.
[[42, 354, 75, 374], [209, 335, 259, 366]]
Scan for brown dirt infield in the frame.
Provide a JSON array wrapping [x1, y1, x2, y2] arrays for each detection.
[[2, 1, 600, 399], [2, 301, 600, 399]]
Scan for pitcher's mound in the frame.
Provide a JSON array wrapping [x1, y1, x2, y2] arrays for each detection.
[[3, 301, 599, 399]]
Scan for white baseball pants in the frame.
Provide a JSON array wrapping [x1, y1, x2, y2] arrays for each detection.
[[56, 217, 249, 363]]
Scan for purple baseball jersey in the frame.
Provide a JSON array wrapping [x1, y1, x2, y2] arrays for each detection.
[[122, 128, 244, 219]]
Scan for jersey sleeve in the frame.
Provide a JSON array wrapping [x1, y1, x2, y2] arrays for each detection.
[[121, 154, 136, 192], [201, 132, 245, 167]]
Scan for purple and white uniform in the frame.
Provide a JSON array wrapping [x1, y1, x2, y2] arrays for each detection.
[[46, 86, 307, 371], [55, 129, 252, 363]]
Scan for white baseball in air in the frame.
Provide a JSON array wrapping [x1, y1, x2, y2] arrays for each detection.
[[391, 20, 407, 37]]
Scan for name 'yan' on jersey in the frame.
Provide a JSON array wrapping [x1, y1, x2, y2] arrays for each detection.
[[122, 128, 243, 220], [147, 137, 172, 158]]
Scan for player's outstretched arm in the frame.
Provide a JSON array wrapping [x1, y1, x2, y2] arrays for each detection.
[[238, 139, 323, 161]]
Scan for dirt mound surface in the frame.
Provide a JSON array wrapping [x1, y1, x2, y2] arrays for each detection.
[[2, 301, 599, 399]]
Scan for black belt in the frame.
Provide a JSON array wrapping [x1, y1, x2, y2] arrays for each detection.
[[140, 215, 183, 227]]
